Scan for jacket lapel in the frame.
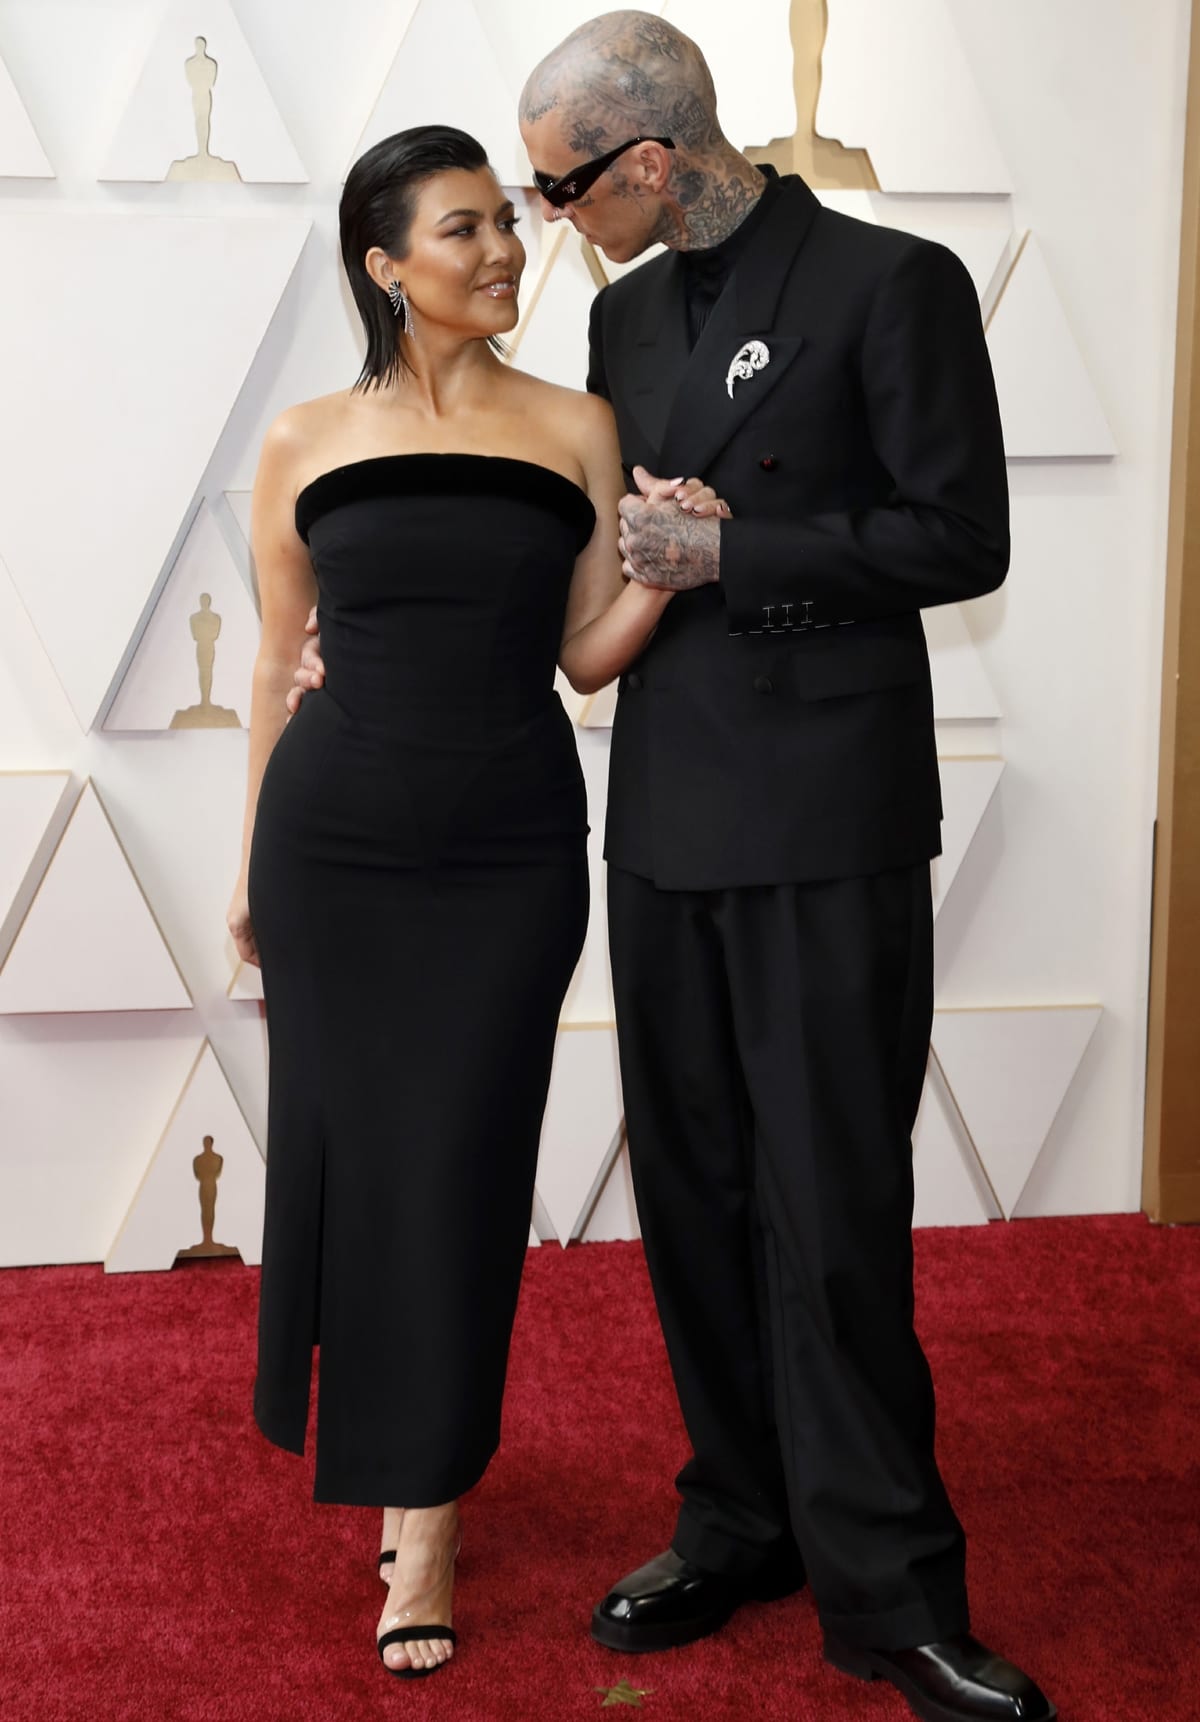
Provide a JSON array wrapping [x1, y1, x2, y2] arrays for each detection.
[[659, 176, 821, 479], [622, 251, 691, 461]]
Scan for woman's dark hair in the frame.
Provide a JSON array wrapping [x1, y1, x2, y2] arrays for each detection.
[[340, 125, 499, 391]]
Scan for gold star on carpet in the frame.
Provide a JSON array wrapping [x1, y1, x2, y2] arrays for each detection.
[[595, 1680, 654, 1707]]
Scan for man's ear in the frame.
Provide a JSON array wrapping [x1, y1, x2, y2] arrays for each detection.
[[639, 141, 674, 193]]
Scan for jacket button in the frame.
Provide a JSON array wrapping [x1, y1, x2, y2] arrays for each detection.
[[753, 675, 774, 694], [759, 454, 778, 471], [626, 671, 643, 691]]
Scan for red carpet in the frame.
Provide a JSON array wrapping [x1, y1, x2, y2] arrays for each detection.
[[1, 1215, 1197, 1721]]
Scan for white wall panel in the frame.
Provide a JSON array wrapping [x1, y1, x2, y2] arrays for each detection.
[[987, 236, 1118, 459], [933, 1006, 1102, 1217], [0, 771, 73, 956], [106, 502, 258, 733], [0, 782, 192, 1015], [661, 0, 796, 154], [0, 46, 50, 175], [348, 0, 524, 184], [911, 1062, 996, 1228], [534, 1024, 623, 1244], [99, 0, 307, 183], [0, 210, 311, 729], [106, 1039, 265, 1272], [819, 0, 1013, 192]]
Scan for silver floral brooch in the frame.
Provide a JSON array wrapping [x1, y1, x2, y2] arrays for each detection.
[[725, 339, 771, 399]]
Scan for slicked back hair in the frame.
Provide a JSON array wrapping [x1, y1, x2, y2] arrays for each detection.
[[340, 125, 495, 391]]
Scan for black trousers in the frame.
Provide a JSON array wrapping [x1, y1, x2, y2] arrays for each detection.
[[607, 863, 969, 1651]]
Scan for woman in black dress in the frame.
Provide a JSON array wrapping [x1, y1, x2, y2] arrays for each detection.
[[226, 127, 719, 1679]]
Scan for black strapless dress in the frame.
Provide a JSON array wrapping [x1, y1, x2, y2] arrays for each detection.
[[248, 455, 594, 1505]]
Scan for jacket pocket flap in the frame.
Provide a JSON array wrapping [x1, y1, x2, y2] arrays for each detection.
[[786, 634, 926, 701]]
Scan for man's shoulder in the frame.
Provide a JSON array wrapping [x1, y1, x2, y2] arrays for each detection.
[[809, 201, 933, 267], [806, 202, 966, 290]]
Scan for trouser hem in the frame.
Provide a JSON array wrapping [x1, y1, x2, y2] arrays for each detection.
[[819, 1588, 970, 1653], [672, 1512, 789, 1583]]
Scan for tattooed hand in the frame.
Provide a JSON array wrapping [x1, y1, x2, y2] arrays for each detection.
[[618, 465, 723, 590]]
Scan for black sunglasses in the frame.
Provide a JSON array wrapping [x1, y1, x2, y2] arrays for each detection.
[[532, 135, 675, 208]]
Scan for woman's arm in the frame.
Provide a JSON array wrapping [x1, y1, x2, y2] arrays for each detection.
[[227, 411, 319, 963], [558, 396, 674, 696]]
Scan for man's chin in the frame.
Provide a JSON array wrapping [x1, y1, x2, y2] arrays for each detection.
[[594, 236, 647, 268]]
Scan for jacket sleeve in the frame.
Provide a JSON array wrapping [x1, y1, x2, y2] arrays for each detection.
[[718, 241, 1010, 633], [586, 285, 611, 401]]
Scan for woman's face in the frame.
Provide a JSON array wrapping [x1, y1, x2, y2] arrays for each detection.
[[377, 166, 526, 343]]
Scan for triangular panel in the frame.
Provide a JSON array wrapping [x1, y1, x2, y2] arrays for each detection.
[[348, 0, 524, 186], [578, 681, 619, 730], [99, 0, 306, 183], [223, 489, 253, 552], [932, 757, 1004, 917], [0, 772, 74, 958], [925, 604, 1002, 722], [0, 552, 81, 745], [228, 959, 263, 1001], [911, 1060, 995, 1228], [579, 1137, 642, 1241], [0, 781, 193, 1014], [106, 502, 258, 732], [0, 53, 52, 177], [819, 0, 1013, 193], [510, 228, 596, 391], [987, 236, 1116, 459], [534, 1024, 623, 1246], [0, 210, 310, 727], [475, 0, 667, 100], [106, 1040, 265, 1271], [932, 1006, 1102, 1217], [554, 666, 590, 726], [506, 215, 571, 356], [660, 0, 796, 154]]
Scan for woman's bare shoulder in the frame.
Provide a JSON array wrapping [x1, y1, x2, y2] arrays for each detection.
[[262, 390, 354, 459], [514, 375, 617, 459]]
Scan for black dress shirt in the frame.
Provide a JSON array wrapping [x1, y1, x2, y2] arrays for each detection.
[[681, 165, 783, 347]]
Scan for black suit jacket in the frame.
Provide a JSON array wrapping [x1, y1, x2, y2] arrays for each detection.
[[587, 175, 1009, 891]]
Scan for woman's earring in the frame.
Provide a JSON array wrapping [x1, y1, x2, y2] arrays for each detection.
[[387, 280, 415, 338]]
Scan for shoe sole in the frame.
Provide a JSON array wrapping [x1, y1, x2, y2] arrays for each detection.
[[824, 1637, 1057, 1722], [590, 1599, 740, 1654]]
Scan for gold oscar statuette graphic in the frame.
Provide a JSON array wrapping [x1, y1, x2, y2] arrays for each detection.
[[175, 1134, 241, 1260], [748, 0, 879, 191], [171, 593, 242, 728], [166, 36, 242, 183]]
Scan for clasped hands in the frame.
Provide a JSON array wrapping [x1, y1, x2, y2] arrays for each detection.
[[286, 464, 729, 713], [618, 464, 728, 592]]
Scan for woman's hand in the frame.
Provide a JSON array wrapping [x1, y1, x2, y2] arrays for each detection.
[[285, 606, 325, 716], [227, 877, 260, 968], [672, 476, 732, 520]]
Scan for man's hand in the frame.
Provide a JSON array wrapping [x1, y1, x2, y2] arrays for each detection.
[[285, 606, 325, 716], [619, 465, 724, 591]]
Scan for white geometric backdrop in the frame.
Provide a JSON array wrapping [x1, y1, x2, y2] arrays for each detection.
[[0, 0, 1189, 1266]]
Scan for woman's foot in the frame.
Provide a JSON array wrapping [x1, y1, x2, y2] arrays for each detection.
[[379, 1506, 404, 1585], [377, 1501, 460, 1675]]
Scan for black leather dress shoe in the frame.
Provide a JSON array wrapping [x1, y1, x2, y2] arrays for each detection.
[[824, 1631, 1056, 1721], [592, 1548, 805, 1653]]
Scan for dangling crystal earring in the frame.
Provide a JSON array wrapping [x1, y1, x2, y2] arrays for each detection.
[[387, 280, 415, 338]]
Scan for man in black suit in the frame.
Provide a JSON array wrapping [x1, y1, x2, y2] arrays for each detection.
[[518, 13, 1054, 1722]]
